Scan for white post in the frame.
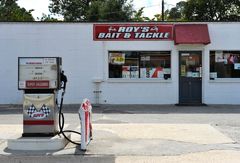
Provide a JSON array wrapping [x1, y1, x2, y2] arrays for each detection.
[[79, 99, 92, 151]]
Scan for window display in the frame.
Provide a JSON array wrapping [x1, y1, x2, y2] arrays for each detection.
[[109, 51, 171, 79], [210, 51, 240, 79], [180, 53, 202, 78]]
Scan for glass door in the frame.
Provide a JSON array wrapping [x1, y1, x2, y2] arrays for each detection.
[[179, 51, 202, 104]]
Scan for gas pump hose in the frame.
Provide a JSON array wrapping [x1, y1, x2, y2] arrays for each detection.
[[58, 89, 81, 146]]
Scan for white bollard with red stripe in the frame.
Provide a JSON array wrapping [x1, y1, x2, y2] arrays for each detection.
[[79, 98, 92, 151]]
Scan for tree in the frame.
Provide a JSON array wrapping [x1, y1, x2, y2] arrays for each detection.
[[183, 0, 240, 21], [152, 14, 162, 21], [151, 10, 170, 21], [132, 7, 150, 21], [167, 1, 186, 21], [49, 0, 91, 21], [40, 14, 59, 22], [98, 0, 134, 21], [85, 0, 102, 21], [0, 0, 34, 21], [49, 0, 135, 21]]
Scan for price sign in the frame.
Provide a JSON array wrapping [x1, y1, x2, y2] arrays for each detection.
[[109, 53, 125, 65], [18, 57, 60, 89]]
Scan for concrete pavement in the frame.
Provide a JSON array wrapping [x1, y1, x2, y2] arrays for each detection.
[[0, 104, 240, 162]]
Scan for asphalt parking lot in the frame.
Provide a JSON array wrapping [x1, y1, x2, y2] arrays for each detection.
[[0, 104, 240, 163]]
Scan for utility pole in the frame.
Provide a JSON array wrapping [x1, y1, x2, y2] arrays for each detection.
[[161, 0, 164, 21]]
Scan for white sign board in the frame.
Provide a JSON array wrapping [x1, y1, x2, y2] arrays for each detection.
[[18, 57, 60, 89]]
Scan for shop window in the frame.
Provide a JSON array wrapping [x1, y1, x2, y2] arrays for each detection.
[[109, 51, 171, 79], [210, 51, 240, 79]]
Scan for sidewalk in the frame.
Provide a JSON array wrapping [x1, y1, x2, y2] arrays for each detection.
[[0, 104, 240, 163]]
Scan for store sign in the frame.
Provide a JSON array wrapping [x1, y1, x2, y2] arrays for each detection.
[[93, 24, 173, 41], [26, 80, 49, 88], [109, 53, 125, 65]]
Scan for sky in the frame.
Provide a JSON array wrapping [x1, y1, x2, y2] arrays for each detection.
[[17, 0, 184, 20]]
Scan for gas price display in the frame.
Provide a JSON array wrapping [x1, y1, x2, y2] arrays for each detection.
[[18, 58, 59, 89]]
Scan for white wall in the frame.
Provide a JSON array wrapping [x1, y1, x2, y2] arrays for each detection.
[[0, 23, 103, 104], [101, 41, 178, 104], [0, 22, 240, 104], [203, 23, 240, 104]]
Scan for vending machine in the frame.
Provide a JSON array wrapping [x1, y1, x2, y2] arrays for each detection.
[[18, 57, 62, 137]]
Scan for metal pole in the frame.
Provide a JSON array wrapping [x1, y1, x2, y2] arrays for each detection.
[[162, 0, 164, 21]]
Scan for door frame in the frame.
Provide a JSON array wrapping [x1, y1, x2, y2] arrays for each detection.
[[178, 51, 203, 105]]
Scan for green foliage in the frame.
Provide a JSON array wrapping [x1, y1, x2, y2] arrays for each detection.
[[0, 0, 34, 21], [183, 0, 240, 21], [49, 0, 135, 21], [49, 0, 92, 21], [40, 13, 59, 22], [152, 14, 162, 21], [132, 7, 150, 21], [86, 1, 102, 21], [167, 1, 186, 21], [151, 10, 170, 21], [163, 0, 240, 21]]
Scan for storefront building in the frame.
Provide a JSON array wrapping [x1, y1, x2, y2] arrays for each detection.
[[0, 22, 240, 105]]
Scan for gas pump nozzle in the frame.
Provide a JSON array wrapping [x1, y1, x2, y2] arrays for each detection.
[[58, 71, 82, 146], [60, 71, 67, 91]]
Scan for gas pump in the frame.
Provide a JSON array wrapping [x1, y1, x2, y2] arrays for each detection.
[[18, 57, 92, 150], [18, 57, 62, 137]]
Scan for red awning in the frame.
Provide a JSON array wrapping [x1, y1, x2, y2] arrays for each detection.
[[174, 24, 211, 45]]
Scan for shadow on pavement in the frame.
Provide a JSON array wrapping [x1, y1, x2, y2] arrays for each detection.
[[92, 104, 240, 114], [3, 145, 116, 163]]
